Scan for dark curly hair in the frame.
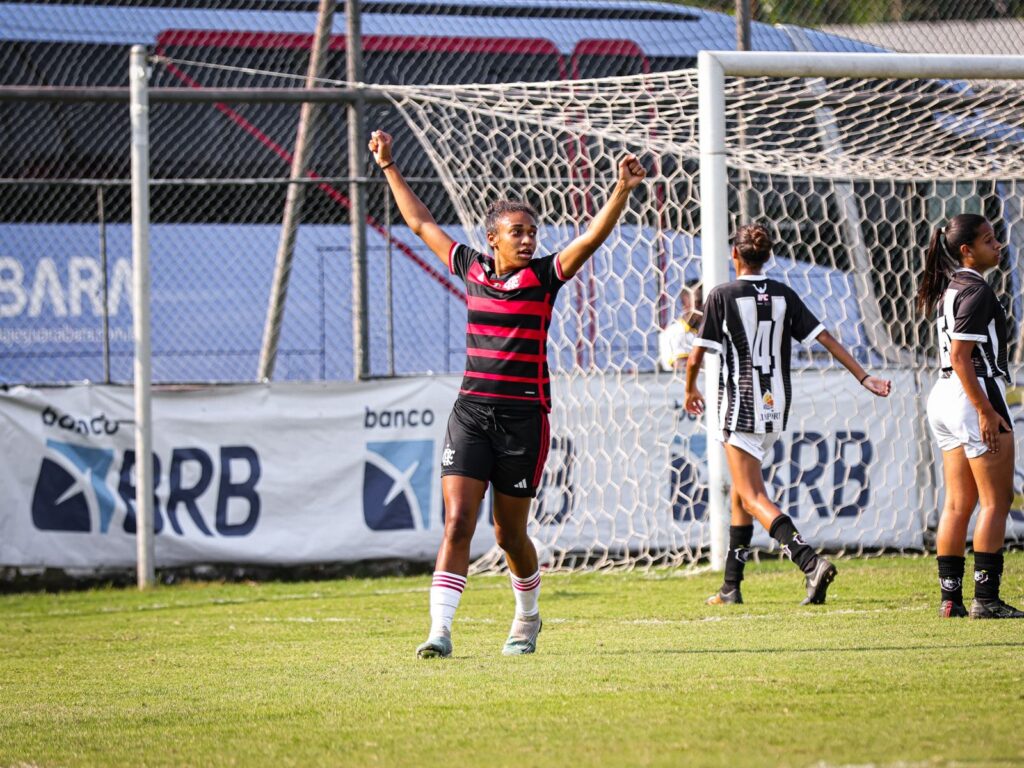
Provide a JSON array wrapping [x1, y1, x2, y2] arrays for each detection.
[[485, 199, 537, 234], [733, 223, 773, 266]]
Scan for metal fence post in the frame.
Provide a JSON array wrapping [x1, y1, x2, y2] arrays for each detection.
[[384, 183, 394, 377], [348, 0, 369, 380], [129, 45, 155, 589]]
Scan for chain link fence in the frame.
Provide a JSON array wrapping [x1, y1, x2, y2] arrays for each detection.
[[679, 0, 1024, 53], [2, 0, 1022, 384]]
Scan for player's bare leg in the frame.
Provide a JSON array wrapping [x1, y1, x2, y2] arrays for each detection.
[[417, 475, 487, 658], [935, 446, 977, 617], [707, 488, 753, 605], [725, 444, 836, 605], [967, 433, 1023, 618], [493, 492, 542, 654]]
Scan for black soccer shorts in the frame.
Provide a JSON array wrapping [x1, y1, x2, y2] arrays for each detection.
[[440, 398, 550, 497]]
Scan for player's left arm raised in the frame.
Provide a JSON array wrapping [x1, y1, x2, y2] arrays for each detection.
[[815, 330, 892, 397], [557, 153, 645, 279]]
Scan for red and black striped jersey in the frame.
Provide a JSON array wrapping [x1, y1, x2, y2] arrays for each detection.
[[449, 242, 568, 412]]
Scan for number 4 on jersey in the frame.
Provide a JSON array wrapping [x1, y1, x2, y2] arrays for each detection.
[[752, 320, 775, 374]]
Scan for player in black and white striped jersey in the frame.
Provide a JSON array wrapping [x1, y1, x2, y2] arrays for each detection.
[[685, 224, 891, 605], [658, 282, 751, 603], [920, 214, 1023, 620]]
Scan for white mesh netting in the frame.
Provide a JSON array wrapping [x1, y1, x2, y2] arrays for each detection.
[[379, 67, 1024, 570]]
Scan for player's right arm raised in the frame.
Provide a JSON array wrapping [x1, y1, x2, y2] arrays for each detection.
[[369, 130, 454, 266]]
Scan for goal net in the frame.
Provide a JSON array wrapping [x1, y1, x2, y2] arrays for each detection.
[[380, 57, 1024, 570]]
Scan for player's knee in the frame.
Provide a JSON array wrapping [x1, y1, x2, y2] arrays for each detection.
[[442, 509, 476, 545], [493, 523, 527, 552], [977, 502, 1010, 521], [943, 502, 975, 521]]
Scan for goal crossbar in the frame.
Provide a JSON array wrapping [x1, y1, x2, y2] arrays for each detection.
[[698, 50, 1024, 570]]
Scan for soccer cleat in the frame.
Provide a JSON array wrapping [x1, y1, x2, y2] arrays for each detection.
[[800, 558, 837, 605], [706, 585, 743, 605], [938, 599, 968, 618], [416, 634, 453, 659], [969, 598, 1024, 619], [502, 614, 542, 656]]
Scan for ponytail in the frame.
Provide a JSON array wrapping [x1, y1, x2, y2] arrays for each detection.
[[916, 213, 990, 316], [916, 227, 953, 315]]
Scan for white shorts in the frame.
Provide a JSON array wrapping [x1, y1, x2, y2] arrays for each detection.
[[714, 429, 781, 463], [927, 374, 1012, 459]]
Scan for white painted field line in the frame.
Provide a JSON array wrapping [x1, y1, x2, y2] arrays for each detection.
[[243, 604, 931, 627]]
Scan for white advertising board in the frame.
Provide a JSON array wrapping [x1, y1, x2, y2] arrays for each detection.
[[0, 371, 928, 569]]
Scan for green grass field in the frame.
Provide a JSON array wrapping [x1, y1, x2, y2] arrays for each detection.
[[2, 555, 1023, 768]]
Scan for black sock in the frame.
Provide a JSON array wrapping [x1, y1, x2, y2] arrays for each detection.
[[937, 555, 965, 604], [768, 515, 817, 574], [973, 550, 1004, 602], [723, 524, 754, 590]]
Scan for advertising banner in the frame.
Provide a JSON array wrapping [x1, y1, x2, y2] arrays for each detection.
[[538, 369, 925, 557], [1, 371, 930, 569], [0, 379, 501, 567]]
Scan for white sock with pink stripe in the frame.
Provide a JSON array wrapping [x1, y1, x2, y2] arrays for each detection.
[[510, 569, 541, 618], [429, 571, 467, 638]]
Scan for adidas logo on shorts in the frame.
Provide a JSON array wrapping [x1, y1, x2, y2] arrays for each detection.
[[514, 479, 528, 489]]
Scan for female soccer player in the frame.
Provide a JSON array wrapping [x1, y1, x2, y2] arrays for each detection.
[[658, 283, 750, 604], [919, 214, 1023, 619], [369, 130, 646, 657], [685, 224, 892, 605]]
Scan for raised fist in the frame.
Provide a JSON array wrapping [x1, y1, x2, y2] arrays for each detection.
[[618, 153, 646, 190], [368, 130, 393, 167]]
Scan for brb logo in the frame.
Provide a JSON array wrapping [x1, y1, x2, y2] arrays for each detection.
[[670, 425, 874, 521], [363, 440, 434, 531], [32, 438, 262, 536]]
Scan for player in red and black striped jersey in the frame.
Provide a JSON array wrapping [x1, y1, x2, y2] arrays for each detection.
[[370, 129, 645, 658]]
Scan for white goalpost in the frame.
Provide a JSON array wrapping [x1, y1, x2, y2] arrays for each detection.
[[122, 49, 1024, 575], [129, 45, 155, 588], [378, 51, 1024, 573], [698, 51, 1024, 569]]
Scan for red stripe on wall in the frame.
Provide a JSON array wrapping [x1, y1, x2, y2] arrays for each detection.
[[157, 30, 560, 56]]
